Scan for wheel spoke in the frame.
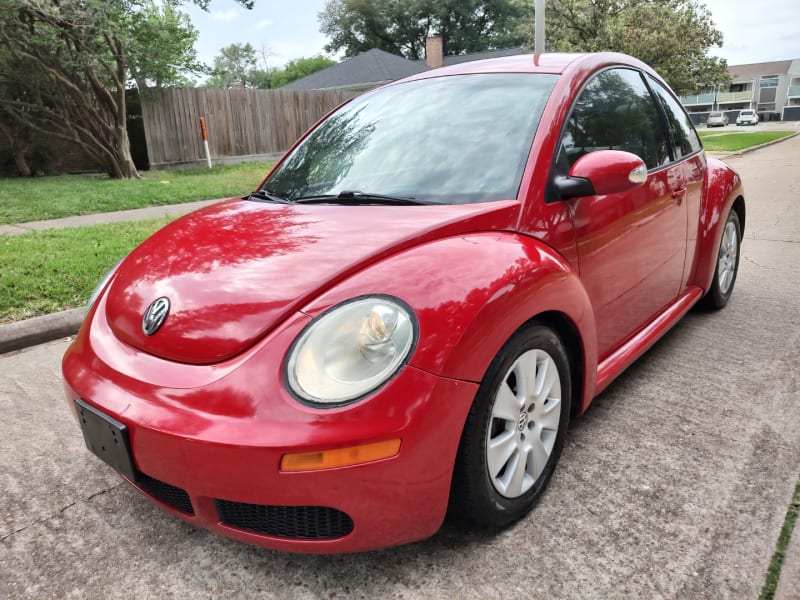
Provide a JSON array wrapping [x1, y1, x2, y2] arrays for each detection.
[[529, 434, 550, 478], [535, 354, 558, 400], [503, 451, 527, 497], [492, 381, 521, 422], [513, 350, 539, 400], [487, 430, 517, 478], [536, 397, 561, 431]]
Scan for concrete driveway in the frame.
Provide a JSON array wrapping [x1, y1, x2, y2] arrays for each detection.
[[2, 137, 799, 599]]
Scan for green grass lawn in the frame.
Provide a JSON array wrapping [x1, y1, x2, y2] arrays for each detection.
[[0, 218, 170, 323], [700, 130, 794, 151], [0, 162, 273, 225]]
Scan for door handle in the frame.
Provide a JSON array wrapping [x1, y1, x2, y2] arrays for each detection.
[[671, 187, 687, 201]]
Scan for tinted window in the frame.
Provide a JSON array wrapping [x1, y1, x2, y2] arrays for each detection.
[[648, 77, 702, 159], [265, 73, 558, 204], [559, 68, 669, 171]]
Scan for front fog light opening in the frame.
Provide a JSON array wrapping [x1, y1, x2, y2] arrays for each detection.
[[286, 296, 417, 406]]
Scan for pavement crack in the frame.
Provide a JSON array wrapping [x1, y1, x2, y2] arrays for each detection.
[[746, 236, 800, 244], [744, 256, 780, 270], [0, 482, 124, 543]]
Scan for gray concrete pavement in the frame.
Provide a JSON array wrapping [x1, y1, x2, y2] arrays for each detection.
[[1, 138, 799, 598], [0, 198, 220, 236]]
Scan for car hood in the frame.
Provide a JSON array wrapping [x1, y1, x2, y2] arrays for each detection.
[[104, 198, 519, 364]]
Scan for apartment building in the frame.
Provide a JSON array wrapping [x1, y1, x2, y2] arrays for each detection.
[[681, 58, 800, 123]]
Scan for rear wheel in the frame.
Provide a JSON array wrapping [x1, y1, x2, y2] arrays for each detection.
[[449, 324, 571, 528], [702, 209, 741, 309]]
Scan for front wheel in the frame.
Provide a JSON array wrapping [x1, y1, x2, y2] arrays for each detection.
[[449, 324, 571, 528], [702, 209, 741, 309]]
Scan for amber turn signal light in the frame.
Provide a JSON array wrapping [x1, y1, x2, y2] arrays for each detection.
[[280, 439, 401, 472]]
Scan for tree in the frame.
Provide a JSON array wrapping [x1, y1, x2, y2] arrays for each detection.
[[0, 0, 252, 179], [270, 56, 336, 88], [318, 0, 527, 60], [208, 43, 259, 88], [127, 1, 205, 90], [207, 47, 335, 89], [517, 0, 729, 94]]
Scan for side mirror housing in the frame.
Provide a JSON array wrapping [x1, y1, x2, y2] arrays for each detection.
[[554, 150, 647, 200]]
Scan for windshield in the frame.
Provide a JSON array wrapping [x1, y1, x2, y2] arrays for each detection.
[[264, 73, 558, 204]]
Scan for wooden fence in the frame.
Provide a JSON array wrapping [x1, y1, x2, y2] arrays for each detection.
[[140, 88, 359, 167]]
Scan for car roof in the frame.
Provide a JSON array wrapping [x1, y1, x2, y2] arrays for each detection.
[[397, 52, 656, 82]]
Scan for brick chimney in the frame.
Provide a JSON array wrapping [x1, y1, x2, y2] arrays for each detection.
[[425, 35, 443, 69]]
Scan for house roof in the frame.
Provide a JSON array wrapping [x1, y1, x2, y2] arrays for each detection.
[[284, 46, 528, 91], [728, 60, 793, 82], [283, 49, 428, 91]]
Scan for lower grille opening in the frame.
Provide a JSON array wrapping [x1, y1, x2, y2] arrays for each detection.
[[215, 500, 353, 539], [135, 472, 194, 515]]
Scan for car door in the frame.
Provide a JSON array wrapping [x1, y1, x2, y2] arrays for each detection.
[[555, 68, 688, 359], [645, 76, 706, 290]]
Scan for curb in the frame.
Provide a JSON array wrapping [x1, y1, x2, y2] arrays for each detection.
[[0, 308, 85, 355]]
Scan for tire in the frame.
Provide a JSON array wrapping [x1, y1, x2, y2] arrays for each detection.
[[702, 209, 741, 309], [449, 323, 571, 528]]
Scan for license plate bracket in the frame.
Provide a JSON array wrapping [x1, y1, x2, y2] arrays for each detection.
[[75, 398, 136, 481]]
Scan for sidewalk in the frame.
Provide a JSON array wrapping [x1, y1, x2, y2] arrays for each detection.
[[0, 198, 221, 236]]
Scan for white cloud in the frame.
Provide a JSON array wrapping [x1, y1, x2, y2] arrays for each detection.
[[210, 9, 239, 23], [250, 18, 274, 31]]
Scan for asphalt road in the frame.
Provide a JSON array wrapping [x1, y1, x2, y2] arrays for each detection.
[[2, 137, 799, 599]]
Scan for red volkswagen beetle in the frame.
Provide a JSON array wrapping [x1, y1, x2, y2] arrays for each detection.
[[63, 52, 744, 553]]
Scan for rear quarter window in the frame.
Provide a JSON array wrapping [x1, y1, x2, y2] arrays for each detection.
[[649, 77, 702, 159]]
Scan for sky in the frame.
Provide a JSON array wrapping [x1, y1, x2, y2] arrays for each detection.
[[186, 0, 800, 71]]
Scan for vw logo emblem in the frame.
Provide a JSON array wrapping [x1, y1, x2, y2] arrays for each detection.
[[517, 412, 528, 431], [142, 297, 170, 336]]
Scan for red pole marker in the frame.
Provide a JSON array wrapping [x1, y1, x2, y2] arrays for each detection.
[[200, 117, 212, 168]]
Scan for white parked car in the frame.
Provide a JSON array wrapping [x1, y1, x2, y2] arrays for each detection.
[[707, 111, 729, 127], [737, 109, 759, 126]]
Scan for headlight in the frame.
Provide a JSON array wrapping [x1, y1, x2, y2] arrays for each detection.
[[87, 259, 123, 309], [286, 296, 417, 406]]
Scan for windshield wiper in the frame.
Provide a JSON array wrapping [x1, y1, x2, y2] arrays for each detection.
[[293, 191, 428, 206], [247, 189, 293, 204]]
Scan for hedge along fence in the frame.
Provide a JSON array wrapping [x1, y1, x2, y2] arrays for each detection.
[[140, 88, 359, 168]]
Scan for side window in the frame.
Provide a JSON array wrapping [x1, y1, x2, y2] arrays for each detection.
[[559, 68, 670, 171], [648, 77, 702, 159]]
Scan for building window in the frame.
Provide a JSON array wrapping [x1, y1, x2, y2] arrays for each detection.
[[759, 76, 779, 88]]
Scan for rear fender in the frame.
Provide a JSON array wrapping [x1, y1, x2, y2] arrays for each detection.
[[301, 233, 598, 412], [689, 158, 745, 292]]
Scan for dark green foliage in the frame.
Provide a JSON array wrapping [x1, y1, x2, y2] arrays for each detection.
[[318, 0, 527, 59]]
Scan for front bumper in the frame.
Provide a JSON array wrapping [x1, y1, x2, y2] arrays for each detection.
[[63, 296, 478, 553]]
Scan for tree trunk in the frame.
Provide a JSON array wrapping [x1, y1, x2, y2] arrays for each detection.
[[12, 140, 32, 177], [0, 121, 32, 177], [116, 124, 140, 179]]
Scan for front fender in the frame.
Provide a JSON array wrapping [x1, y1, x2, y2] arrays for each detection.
[[689, 158, 745, 292], [301, 233, 598, 407]]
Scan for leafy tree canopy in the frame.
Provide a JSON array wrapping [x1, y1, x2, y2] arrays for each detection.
[[318, 0, 728, 94], [515, 0, 729, 94], [208, 43, 259, 88], [270, 56, 337, 88], [207, 45, 335, 89], [318, 0, 527, 60], [0, 0, 252, 178]]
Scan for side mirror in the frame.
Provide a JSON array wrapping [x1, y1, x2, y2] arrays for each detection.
[[554, 150, 647, 200]]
